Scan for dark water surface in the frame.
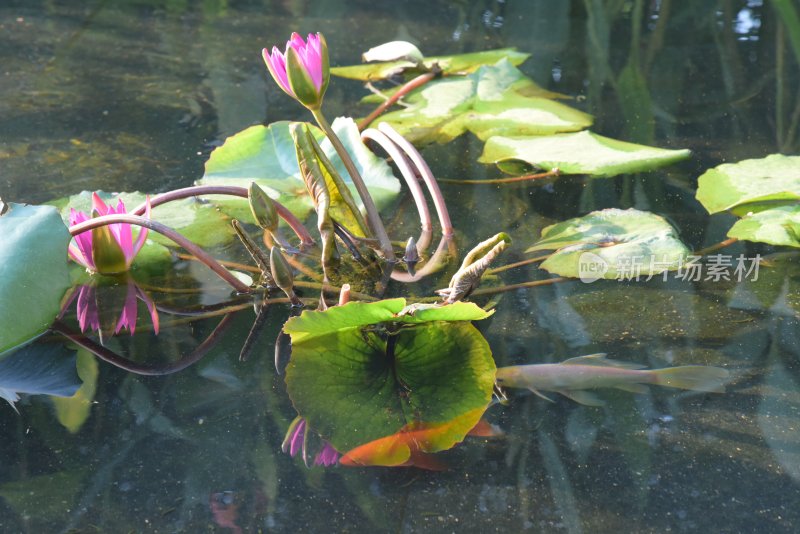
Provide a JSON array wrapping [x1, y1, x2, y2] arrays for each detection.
[[2, 0, 800, 532]]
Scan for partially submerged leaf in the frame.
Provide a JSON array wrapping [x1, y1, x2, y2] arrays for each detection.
[[528, 208, 691, 280], [727, 205, 800, 247], [0, 342, 81, 409], [370, 60, 592, 144], [479, 130, 691, 177], [696, 154, 800, 215], [331, 48, 530, 81], [0, 204, 72, 355]]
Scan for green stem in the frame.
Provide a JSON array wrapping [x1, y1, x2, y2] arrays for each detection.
[[311, 108, 396, 261]]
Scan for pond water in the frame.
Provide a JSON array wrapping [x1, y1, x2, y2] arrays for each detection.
[[2, 0, 800, 532]]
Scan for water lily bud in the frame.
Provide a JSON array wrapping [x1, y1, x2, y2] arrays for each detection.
[[403, 237, 419, 276], [269, 246, 295, 292], [264, 32, 329, 110], [248, 182, 278, 231]]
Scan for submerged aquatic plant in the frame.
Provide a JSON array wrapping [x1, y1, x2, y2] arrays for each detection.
[[68, 192, 150, 274], [282, 416, 340, 467]]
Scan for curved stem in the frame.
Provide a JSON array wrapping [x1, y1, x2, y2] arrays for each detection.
[[437, 169, 560, 185], [377, 123, 453, 237], [488, 254, 552, 275], [70, 214, 251, 293], [391, 235, 457, 282], [469, 277, 568, 296], [361, 128, 433, 252], [130, 185, 315, 246], [311, 109, 396, 261], [357, 71, 438, 130], [693, 237, 739, 257], [51, 315, 235, 376]]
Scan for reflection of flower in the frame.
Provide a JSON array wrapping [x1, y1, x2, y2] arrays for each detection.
[[74, 278, 159, 336], [263, 33, 329, 109], [69, 192, 150, 274], [281, 416, 340, 467]]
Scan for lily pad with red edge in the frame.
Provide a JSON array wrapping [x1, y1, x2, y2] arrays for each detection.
[[283, 299, 496, 452]]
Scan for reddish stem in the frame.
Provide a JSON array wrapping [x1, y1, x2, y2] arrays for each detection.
[[437, 169, 560, 185], [130, 185, 315, 246], [69, 214, 252, 293], [358, 71, 438, 130]]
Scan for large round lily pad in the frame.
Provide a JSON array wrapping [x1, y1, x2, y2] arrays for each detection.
[[0, 204, 72, 355], [283, 299, 495, 451]]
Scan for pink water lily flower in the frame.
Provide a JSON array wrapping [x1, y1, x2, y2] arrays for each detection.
[[68, 192, 150, 274], [263, 32, 329, 109]]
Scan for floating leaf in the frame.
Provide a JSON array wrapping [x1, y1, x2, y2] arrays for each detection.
[[479, 131, 691, 177], [696, 154, 800, 215], [370, 60, 592, 144], [283, 299, 495, 451], [0, 342, 80, 408], [331, 48, 530, 81], [727, 205, 800, 247], [198, 119, 400, 222], [528, 208, 691, 280], [0, 204, 72, 355]]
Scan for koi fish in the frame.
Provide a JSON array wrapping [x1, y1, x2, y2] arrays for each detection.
[[495, 354, 730, 407], [340, 409, 494, 469]]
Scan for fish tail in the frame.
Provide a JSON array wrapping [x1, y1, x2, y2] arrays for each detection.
[[651, 366, 729, 393]]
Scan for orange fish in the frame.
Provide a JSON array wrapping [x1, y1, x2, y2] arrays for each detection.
[[340, 408, 489, 469]]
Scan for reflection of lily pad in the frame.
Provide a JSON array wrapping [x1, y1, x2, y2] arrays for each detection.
[[528, 208, 691, 279], [479, 131, 691, 177], [283, 299, 495, 451], [198, 118, 400, 222], [0, 341, 80, 403], [696, 154, 800, 215], [727, 205, 800, 248], [0, 204, 72, 355], [372, 60, 592, 144], [331, 48, 530, 81]]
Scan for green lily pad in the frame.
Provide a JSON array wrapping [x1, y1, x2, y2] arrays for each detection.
[[727, 205, 800, 247], [331, 47, 530, 81], [479, 130, 691, 177], [198, 118, 400, 222], [371, 59, 592, 144], [283, 299, 495, 451], [696, 154, 800, 215], [527, 208, 691, 280], [0, 204, 72, 355]]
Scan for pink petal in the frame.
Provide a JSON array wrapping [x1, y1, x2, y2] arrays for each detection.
[[289, 419, 306, 457], [131, 195, 150, 259], [91, 192, 110, 216], [115, 281, 139, 334], [314, 442, 339, 466], [263, 47, 292, 95], [76, 285, 100, 333], [136, 285, 160, 335], [69, 208, 96, 270]]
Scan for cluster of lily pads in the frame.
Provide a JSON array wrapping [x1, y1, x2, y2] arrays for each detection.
[[1, 33, 798, 468]]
